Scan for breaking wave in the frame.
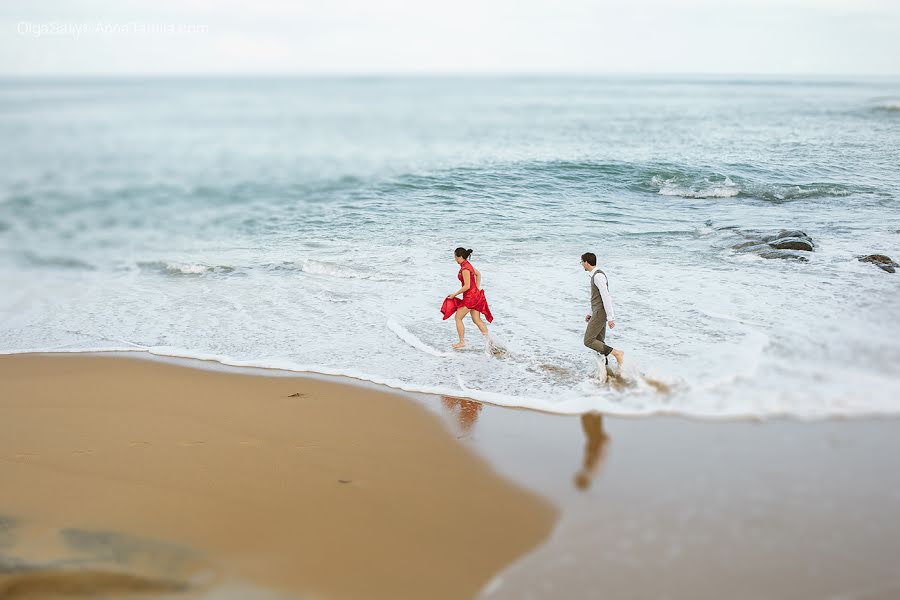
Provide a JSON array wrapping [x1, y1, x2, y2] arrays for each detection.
[[639, 172, 867, 202], [652, 175, 740, 198], [138, 261, 236, 276]]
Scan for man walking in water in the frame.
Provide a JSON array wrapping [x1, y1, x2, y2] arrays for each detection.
[[581, 252, 625, 367]]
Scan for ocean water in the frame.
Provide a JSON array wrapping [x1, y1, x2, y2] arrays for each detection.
[[2, 76, 899, 418]]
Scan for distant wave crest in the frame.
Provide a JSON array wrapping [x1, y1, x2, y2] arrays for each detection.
[[652, 174, 739, 198], [640, 171, 864, 202], [296, 259, 400, 281], [873, 101, 900, 112], [138, 261, 236, 276], [755, 183, 855, 201], [21, 252, 96, 271], [134, 259, 399, 281], [395, 160, 872, 203]]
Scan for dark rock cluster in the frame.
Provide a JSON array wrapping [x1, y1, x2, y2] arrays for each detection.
[[731, 229, 815, 262], [718, 224, 895, 272], [858, 254, 898, 273]]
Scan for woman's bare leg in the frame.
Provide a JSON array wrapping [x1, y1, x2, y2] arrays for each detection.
[[453, 307, 471, 348], [470, 311, 489, 336]]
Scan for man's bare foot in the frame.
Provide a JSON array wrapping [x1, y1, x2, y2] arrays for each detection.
[[610, 349, 624, 366], [452, 342, 465, 349]]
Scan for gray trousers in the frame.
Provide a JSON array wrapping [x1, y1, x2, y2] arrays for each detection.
[[584, 312, 613, 356]]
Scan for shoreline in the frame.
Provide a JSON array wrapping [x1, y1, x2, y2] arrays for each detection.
[[1, 350, 894, 422]]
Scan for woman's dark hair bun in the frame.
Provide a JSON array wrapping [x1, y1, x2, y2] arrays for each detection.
[[467, 248, 473, 255], [454, 247, 473, 259]]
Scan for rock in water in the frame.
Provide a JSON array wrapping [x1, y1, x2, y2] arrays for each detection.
[[730, 227, 815, 260], [776, 229, 812, 241], [858, 254, 898, 273], [759, 249, 810, 262], [732, 241, 769, 252], [769, 237, 815, 251]]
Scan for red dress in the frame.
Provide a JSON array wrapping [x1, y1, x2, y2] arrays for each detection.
[[441, 260, 494, 322]]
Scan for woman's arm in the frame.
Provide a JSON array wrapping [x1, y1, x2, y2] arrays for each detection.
[[448, 270, 471, 298], [474, 268, 481, 288]]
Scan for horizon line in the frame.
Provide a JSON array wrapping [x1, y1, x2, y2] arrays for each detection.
[[1, 71, 899, 80]]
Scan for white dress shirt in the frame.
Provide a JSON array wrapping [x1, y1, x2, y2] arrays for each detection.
[[590, 267, 615, 321]]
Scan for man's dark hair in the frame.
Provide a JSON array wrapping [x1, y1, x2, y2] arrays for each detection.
[[581, 252, 597, 266]]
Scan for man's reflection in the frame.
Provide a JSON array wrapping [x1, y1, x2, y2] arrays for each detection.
[[441, 396, 483, 435], [575, 413, 610, 491]]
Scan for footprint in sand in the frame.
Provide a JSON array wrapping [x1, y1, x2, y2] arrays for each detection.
[[72, 449, 96, 456], [292, 442, 320, 451], [239, 439, 263, 448], [128, 441, 151, 447], [13, 451, 40, 460], [177, 441, 206, 447]]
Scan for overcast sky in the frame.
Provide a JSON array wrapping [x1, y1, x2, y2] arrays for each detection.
[[1, 0, 899, 76]]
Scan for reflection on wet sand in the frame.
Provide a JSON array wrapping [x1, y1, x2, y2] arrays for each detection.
[[441, 396, 484, 435], [575, 413, 610, 491]]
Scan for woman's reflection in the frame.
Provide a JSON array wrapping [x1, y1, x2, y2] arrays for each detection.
[[575, 413, 610, 491], [441, 396, 483, 435]]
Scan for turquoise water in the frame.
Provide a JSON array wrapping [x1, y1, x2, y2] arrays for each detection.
[[2, 76, 899, 417]]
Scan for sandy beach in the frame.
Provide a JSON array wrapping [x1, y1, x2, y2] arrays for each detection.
[[0, 354, 555, 599], [4, 353, 900, 599]]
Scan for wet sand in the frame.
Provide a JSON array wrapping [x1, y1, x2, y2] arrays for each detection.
[[462, 409, 900, 599], [0, 354, 556, 599]]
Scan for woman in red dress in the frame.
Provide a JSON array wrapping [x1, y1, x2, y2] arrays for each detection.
[[442, 247, 493, 349]]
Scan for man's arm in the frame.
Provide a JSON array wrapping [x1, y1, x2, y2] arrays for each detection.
[[593, 272, 616, 323]]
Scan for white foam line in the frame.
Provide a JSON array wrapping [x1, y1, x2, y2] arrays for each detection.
[[386, 319, 452, 357]]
